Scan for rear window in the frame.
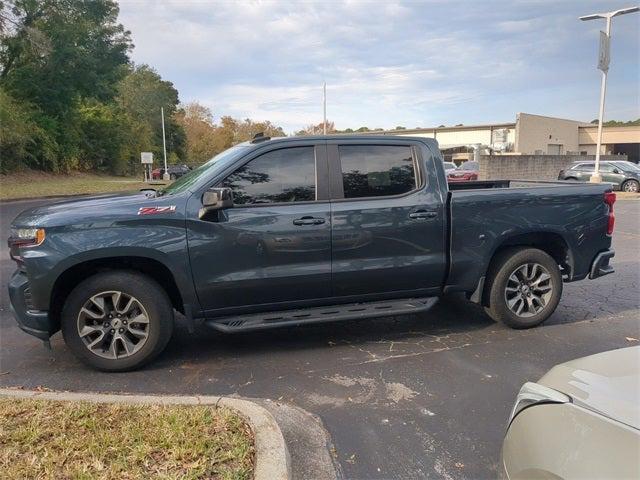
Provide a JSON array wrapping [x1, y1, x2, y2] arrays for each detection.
[[572, 163, 594, 171], [460, 161, 478, 171], [338, 145, 416, 199]]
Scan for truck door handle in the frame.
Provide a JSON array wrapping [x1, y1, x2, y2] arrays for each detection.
[[293, 216, 325, 226], [409, 210, 437, 220]]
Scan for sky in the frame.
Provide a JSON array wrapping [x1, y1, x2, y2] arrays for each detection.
[[118, 0, 640, 133]]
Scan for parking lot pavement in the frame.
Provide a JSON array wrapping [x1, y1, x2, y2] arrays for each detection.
[[1, 198, 638, 479]]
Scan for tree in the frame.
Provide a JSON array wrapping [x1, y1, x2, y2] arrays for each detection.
[[295, 120, 335, 136], [116, 64, 186, 171], [175, 102, 219, 165], [0, 0, 132, 172], [591, 118, 640, 126]]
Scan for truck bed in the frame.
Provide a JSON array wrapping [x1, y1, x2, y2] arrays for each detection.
[[445, 180, 613, 295]]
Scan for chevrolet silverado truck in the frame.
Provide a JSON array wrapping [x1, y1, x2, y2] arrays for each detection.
[[8, 135, 616, 371]]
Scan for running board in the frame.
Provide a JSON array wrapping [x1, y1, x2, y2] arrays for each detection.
[[205, 297, 439, 333]]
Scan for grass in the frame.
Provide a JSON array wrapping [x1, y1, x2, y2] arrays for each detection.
[[0, 171, 167, 201], [0, 398, 255, 480]]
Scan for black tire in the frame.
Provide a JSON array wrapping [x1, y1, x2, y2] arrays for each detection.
[[564, 177, 578, 182], [483, 247, 562, 329], [61, 271, 174, 371], [622, 179, 639, 193]]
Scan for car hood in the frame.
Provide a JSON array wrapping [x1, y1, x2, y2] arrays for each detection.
[[538, 346, 640, 429], [11, 190, 177, 228]]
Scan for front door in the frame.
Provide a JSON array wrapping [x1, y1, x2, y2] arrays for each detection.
[[328, 142, 446, 298], [599, 163, 627, 188], [187, 144, 332, 312]]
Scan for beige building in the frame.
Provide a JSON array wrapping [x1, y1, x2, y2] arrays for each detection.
[[380, 112, 639, 163]]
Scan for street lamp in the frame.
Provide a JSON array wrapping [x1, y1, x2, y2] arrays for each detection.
[[580, 6, 639, 183]]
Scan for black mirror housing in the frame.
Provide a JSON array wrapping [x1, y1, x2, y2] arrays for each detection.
[[199, 187, 233, 218]]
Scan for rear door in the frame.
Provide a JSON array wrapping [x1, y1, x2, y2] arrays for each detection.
[[327, 140, 446, 298]]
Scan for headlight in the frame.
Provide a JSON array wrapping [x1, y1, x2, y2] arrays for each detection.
[[8, 228, 46, 248], [507, 382, 570, 427]]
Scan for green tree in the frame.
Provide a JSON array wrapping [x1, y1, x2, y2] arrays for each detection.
[[116, 64, 186, 170], [0, 0, 132, 172]]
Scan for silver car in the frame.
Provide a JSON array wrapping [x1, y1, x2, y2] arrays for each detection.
[[502, 346, 640, 479]]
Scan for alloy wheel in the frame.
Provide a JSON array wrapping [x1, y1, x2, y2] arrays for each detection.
[[504, 263, 553, 318], [77, 290, 150, 359], [624, 181, 639, 193]]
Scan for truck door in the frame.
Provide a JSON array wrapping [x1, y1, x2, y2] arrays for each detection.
[[328, 141, 446, 297], [187, 143, 332, 312]]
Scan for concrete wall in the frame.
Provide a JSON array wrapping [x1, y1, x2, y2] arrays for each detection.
[[515, 113, 587, 154], [479, 154, 628, 181]]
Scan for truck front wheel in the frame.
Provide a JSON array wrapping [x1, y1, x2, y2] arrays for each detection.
[[484, 248, 562, 329], [61, 271, 174, 371]]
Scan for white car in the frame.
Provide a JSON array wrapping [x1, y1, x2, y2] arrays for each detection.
[[502, 346, 640, 479]]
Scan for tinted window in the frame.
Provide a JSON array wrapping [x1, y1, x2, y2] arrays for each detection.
[[573, 163, 594, 171], [599, 163, 615, 172], [220, 147, 316, 205], [339, 145, 416, 199]]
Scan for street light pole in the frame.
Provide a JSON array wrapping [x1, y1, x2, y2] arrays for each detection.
[[580, 6, 639, 183], [323, 81, 327, 135], [161, 107, 169, 181]]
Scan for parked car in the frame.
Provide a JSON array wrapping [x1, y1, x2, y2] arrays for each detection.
[[443, 161, 458, 175], [502, 346, 639, 479], [152, 164, 192, 180], [448, 160, 479, 182], [558, 160, 640, 192], [8, 135, 616, 370]]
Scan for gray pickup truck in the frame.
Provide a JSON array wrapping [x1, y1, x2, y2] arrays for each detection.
[[8, 135, 616, 370]]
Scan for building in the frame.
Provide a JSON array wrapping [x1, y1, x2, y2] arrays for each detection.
[[381, 112, 639, 163]]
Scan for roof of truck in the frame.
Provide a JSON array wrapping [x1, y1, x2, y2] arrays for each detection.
[[240, 134, 441, 147]]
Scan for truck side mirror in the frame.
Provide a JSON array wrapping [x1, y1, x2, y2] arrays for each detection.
[[199, 187, 233, 219]]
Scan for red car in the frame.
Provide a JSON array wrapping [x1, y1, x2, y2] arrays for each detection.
[[448, 161, 479, 182]]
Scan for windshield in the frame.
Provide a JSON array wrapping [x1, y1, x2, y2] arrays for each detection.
[[159, 145, 249, 196], [444, 162, 456, 169], [612, 161, 640, 173]]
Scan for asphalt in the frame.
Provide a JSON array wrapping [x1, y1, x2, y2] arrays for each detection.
[[1, 197, 639, 479]]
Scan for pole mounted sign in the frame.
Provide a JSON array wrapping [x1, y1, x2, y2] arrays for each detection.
[[598, 31, 610, 72], [141, 152, 153, 164]]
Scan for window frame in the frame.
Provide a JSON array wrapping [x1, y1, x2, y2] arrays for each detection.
[[327, 142, 424, 202], [214, 143, 330, 207]]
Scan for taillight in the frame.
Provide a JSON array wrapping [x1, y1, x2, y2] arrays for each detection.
[[604, 191, 616, 235]]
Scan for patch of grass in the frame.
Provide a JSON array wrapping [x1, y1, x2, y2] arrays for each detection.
[[0, 398, 254, 480], [0, 171, 168, 201]]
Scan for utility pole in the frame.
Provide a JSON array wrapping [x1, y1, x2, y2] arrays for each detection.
[[161, 107, 170, 181], [580, 6, 639, 183], [323, 82, 327, 135]]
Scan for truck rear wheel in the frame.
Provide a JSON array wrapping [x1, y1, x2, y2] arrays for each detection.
[[484, 248, 562, 329], [61, 271, 174, 371]]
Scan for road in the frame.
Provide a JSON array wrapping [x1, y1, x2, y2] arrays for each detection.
[[1, 197, 639, 479]]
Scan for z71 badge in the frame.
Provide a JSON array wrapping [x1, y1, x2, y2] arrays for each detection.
[[138, 206, 177, 215]]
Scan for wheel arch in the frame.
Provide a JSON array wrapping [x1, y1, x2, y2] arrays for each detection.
[[49, 255, 185, 332], [478, 231, 572, 306]]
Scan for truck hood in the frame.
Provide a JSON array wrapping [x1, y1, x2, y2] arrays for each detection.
[[11, 190, 176, 228], [538, 346, 640, 430]]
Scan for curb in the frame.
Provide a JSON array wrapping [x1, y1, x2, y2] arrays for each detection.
[[0, 388, 291, 480]]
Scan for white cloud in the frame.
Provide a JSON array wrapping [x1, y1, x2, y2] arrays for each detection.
[[118, 0, 640, 131]]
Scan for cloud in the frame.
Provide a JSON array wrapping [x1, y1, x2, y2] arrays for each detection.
[[118, 0, 640, 131]]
